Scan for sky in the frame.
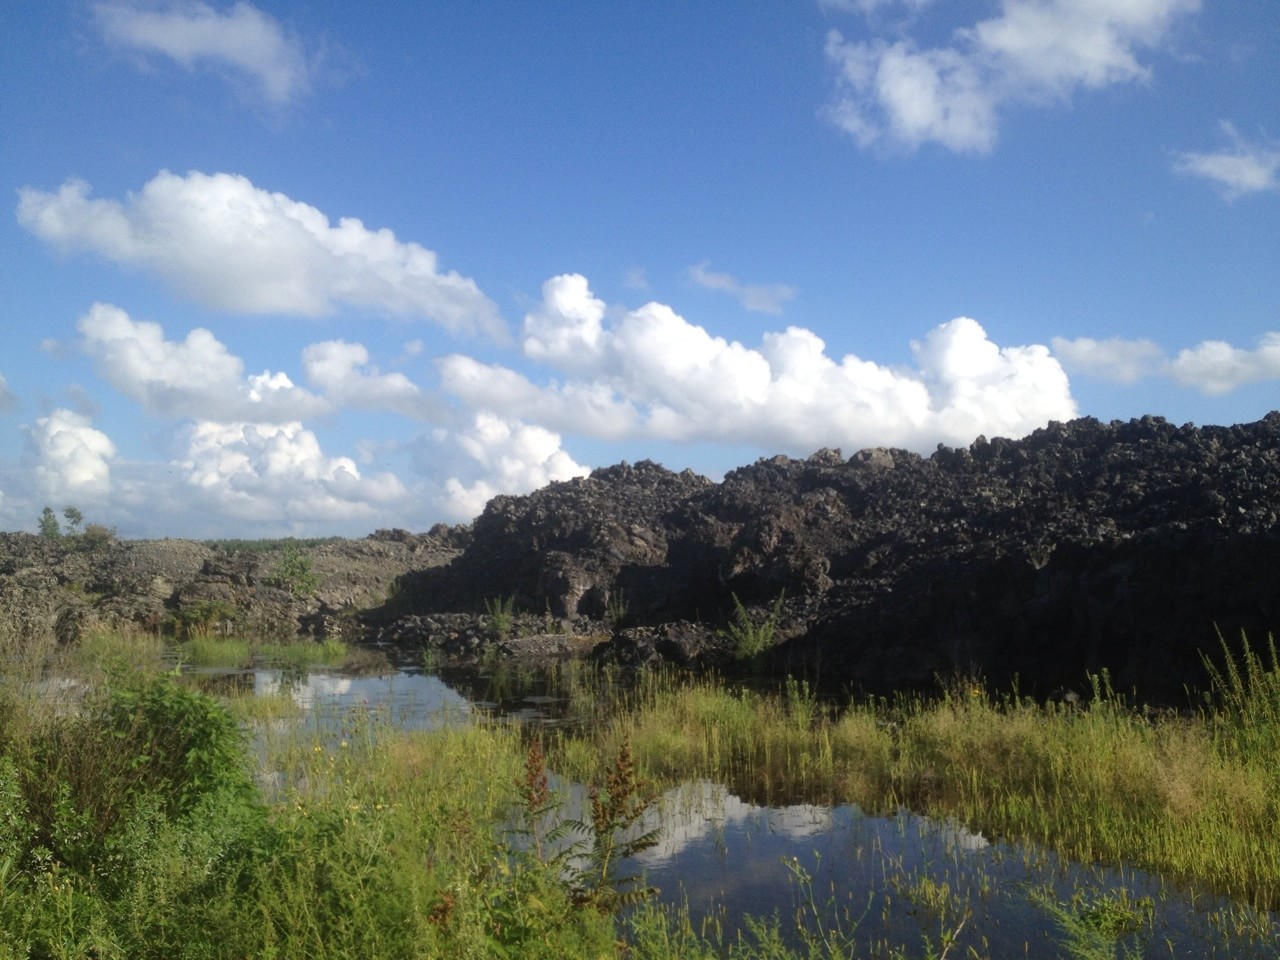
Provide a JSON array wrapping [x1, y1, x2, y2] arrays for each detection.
[[0, 1, 1277, 539]]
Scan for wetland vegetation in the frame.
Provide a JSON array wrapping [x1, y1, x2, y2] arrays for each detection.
[[1, 625, 1278, 958]]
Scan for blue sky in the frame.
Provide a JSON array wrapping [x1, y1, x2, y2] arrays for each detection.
[[1, 0, 1277, 538]]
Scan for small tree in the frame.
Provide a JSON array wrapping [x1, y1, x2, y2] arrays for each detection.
[[267, 544, 319, 597], [38, 506, 61, 539], [62, 506, 84, 535]]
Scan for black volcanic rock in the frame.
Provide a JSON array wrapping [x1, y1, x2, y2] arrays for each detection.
[[392, 413, 1280, 697]]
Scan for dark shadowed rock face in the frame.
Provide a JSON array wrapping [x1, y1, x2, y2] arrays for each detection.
[[393, 414, 1280, 698]]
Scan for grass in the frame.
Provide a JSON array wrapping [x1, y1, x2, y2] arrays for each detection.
[[2, 625, 1280, 957], [176, 636, 354, 669], [541, 648, 1280, 912]]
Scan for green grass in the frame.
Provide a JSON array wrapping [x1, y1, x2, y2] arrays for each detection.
[[542, 650, 1280, 911], [4, 626, 1280, 957], [176, 636, 352, 669]]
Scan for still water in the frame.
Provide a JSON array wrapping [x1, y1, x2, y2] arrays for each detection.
[[191, 660, 1280, 959]]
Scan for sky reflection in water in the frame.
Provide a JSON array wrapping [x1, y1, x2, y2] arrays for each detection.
[[224, 664, 1278, 959]]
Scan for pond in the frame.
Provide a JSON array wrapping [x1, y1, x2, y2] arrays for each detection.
[[189, 659, 1280, 959]]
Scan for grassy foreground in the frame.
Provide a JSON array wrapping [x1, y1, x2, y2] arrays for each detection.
[[1, 627, 1279, 958], [548, 640, 1280, 912]]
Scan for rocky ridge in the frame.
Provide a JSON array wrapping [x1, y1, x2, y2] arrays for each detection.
[[388, 413, 1280, 697], [4, 413, 1280, 698], [0, 528, 464, 649]]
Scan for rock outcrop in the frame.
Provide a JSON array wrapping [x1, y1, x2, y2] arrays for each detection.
[[6, 413, 1280, 699], [0, 528, 463, 650], [386, 413, 1280, 698]]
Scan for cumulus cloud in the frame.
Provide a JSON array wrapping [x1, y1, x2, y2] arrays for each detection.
[[95, 1, 311, 104], [444, 274, 1076, 454], [1054, 331, 1280, 395], [1170, 334, 1280, 395], [301, 340, 433, 419], [1051, 335, 1165, 384], [17, 171, 504, 338], [688, 261, 796, 315], [1173, 122, 1280, 199], [78, 303, 328, 422], [27, 409, 116, 498], [824, 0, 1199, 152], [521, 274, 607, 370], [422, 413, 590, 520], [0, 374, 16, 414], [180, 420, 409, 524]]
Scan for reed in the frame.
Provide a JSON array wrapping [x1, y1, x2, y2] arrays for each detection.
[[539, 653, 1280, 910]]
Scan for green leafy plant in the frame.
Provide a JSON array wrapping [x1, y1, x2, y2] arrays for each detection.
[[512, 734, 660, 912], [720, 591, 785, 659], [1201, 630, 1280, 764], [79, 523, 117, 551], [568, 735, 660, 910], [266, 544, 319, 598], [485, 595, 516, 642], [167, 599, 237, 640], [1031, 886, 1153, 960]]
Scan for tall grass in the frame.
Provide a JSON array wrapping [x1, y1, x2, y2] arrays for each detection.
[[5, 625, 1280, 956], [542, 651, 1280, 910]]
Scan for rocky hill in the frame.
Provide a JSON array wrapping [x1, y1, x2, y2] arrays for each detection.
[[388, 413, 1280, 698], [0, 527, 465, 649], [4, 413, 1280, 699]]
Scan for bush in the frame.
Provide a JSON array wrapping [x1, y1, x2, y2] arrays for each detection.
[[267, 544, 319, 597], [720, 592, 785, 659]]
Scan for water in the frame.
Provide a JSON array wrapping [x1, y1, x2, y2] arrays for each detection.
[[195, 661, 1280, 959]]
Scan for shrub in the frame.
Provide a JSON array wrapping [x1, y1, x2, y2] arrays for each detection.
[[485, 595, 516, 642], [167, 598, 238, 639], [267, 544, 319, 598], [720, 592, 785, 659]]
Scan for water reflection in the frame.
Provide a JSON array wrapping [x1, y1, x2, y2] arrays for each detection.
[[627, 782, 1277, 958], [204, 662, 1278, 959]]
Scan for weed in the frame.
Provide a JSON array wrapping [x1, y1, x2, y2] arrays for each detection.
[[606, 588, 629, 633], [485, 594, 516, 642], [167, 599, 238, 640], [1031, 887, 1153, 960], [720, 592, 784, 659]]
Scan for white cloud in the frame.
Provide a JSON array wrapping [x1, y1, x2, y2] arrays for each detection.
[[28, 409, 116, 498], [1170, 334, 1280, 395], [0, 374, 16, 414], [1051, 335, 1165, 384], [521, 273, 607, 370], [825, 0, 1199, 152], [423, 413, 589, 520], [301, 339, 433, 418], [820, 0, 935, 14], [17, 171, 505, 338], [1173, 122, 1280, 199], [623, 266, 649, 291], [180, 420, 409, 524], [95, 1, 310, 104], [1054, 331, 1280, 394], [688, 261, 796, 315], [78, 302, 328, 422], [446, 274, 1076, 454]]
